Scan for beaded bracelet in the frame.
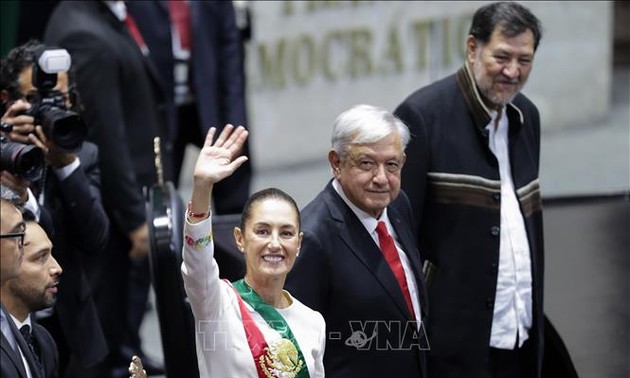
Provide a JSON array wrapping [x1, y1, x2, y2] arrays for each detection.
[[187, 201, 210, 219]]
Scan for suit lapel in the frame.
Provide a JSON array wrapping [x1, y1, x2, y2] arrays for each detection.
[[31, 325, 52, 377], [1, 304, 27, 377], [1, 332, 27, 377], [13, 324, 42, 378], [323, 183, 412, 319], [1, 305, 39, 378]]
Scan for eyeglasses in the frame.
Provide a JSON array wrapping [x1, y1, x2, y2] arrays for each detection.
[[0, 232, 25, 251], [347, 157, 403, 175]]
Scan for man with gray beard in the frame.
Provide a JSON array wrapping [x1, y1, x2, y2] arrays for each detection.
[[394, 2, 545, 377]]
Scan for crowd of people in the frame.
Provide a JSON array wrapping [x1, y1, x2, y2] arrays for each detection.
[[1, 1, 571, 378]]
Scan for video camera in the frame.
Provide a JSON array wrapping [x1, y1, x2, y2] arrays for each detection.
[[22, 47, 87, 152], [0, 136, 45, 181]]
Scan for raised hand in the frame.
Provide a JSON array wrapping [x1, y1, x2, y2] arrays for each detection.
[[188, 125, 249, 220], [193, 124, 249, 187]]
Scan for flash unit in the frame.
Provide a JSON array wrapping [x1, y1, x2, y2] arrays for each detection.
[[37, 49, 71, 74]]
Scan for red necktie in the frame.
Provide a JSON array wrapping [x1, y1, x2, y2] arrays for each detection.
[[376, 221, 416, 319], [124, 14, 149, 55], [169, 0, 192, 50]]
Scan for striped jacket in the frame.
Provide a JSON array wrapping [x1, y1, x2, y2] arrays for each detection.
[[395, 64, 544, 378]]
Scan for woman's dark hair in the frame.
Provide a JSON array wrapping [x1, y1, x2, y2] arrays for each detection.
[[240, 187, 301, 231], [469, 1, 543, 51]]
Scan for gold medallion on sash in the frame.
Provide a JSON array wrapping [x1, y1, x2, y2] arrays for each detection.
[[258, 338, 304, 378]]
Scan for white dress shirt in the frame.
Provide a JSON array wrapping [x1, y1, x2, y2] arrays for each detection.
[[486, 108, 533, 349]]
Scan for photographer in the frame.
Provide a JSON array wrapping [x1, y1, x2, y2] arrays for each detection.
[[1, 39, 109, 377]]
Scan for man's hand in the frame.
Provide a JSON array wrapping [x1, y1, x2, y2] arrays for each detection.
[[30, 125, 77, 168], [0, 100, 36, 144], [129, 222, 149, 260], [2, 101, 77, 168]]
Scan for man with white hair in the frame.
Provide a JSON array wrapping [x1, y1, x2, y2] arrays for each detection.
[[287, 104, 429, 378]]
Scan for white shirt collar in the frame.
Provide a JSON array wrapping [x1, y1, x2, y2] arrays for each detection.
[[10, 314, 32, 331]]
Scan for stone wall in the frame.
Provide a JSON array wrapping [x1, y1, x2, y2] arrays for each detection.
[[244, 1, 613, 172]]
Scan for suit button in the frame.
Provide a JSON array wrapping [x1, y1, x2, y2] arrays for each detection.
[[486, 298, 494, 309], [492, 192, 501, 202], [491, 262, 498, 269], [490, 226, 500, 236]]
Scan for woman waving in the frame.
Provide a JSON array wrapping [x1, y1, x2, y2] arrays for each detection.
[[182, 125, 325, 378]]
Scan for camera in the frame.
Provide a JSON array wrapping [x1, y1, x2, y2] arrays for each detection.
[[0, 136, 45, 181], [23, 47, 87, 152]]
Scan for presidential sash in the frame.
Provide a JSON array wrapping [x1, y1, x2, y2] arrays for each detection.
[[228, 279, 310, 378]]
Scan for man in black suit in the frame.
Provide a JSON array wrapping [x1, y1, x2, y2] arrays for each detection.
[[286, 104, 429, 377], [127, 0, 251, 212], [44, 1, 172, 375], [1, 217, 61, 378], [1, 39, 110, 376]]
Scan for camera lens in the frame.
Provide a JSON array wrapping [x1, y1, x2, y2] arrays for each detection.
[[0, 138, 45, 181], [40, 107, 87, 152]]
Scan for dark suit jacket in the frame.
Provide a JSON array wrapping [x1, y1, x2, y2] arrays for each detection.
[[127, 0, 251, 213], [285, 181, 428, 378], [44, 0, 172, 235], [31, 318, 59, 378], [41, 141, 109, 367], [1, 306, 59, 378], [127, 0, 248, 138]]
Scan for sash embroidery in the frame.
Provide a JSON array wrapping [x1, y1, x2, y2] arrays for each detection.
[[226, 279, 310, 378]]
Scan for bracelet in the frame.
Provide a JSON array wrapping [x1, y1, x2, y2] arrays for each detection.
[[187, 201, 210, 219]]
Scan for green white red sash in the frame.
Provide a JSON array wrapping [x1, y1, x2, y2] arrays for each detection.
[[227, 279, 310, 378]]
